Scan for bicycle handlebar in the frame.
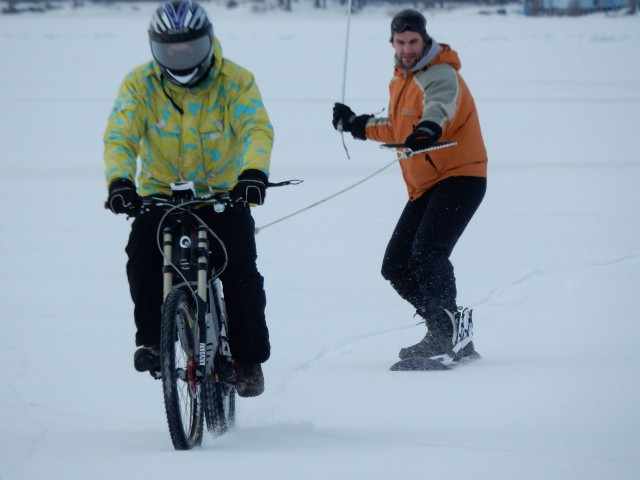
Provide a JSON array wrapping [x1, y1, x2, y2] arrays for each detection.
[[104, 178, 303, 218], [140, 191, 237, 214]]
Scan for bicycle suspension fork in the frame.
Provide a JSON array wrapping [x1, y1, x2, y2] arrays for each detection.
[[163, 226, 173, 300], [196, 226, 208, 301], [196, 226, 214, 373]]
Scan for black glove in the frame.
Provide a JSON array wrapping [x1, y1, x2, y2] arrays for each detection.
[[107, 178, 141, 215], [232, 169, 268, 205], [332, 103, 373, 141], [332, 103, 356, 132], [404, 121, 442, 152]]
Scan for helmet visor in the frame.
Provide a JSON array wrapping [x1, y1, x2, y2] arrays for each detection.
[[150, 35, 212, 71], [391, 14, 426, 34]]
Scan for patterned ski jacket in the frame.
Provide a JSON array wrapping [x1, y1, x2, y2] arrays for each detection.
[[104, 37, 273, 198], [365, 43, 487, 201]]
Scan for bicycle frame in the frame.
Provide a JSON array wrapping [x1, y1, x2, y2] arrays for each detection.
[[151, 183, 233, 378]]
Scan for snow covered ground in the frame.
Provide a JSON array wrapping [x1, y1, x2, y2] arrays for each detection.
[[1, 2, 639, 479]]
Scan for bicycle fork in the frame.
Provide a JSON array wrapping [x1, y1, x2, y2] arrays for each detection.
[[162, 225, 215, 380], [162, 228, 172, 300], [196, 226, 212, 374]]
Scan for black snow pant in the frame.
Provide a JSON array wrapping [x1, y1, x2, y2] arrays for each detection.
[[381, 176, 486, 322], [125, 203, 270, 365]]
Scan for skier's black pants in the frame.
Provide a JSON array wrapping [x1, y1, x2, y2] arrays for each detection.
[[381, 176, 486, 322], [125, 204, 270, 365]]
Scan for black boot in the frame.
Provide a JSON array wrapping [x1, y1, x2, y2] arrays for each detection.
[[234, 362, 265, 398], [398, 308, 478, 360], [398, 309, 454, 359], [133, 346, 161, 376]]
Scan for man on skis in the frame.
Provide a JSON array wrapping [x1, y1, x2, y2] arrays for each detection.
[[332, 9, 487, 363]]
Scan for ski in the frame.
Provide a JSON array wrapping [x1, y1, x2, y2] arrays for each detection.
[[380, 141, 457, 159], [390, 352, 481, 371]]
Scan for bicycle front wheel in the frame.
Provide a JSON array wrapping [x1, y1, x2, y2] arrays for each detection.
[[160, 289, 204, 450]]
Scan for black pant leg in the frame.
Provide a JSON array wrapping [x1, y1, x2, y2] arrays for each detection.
[[411, 176, 487, 313], [381, 198, 425, 307], [125, 210, 165, 347], [199, 205, 270, 365], [381, 176, 486, 316]]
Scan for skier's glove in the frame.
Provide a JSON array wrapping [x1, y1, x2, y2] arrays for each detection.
[[107, 178, 141, 215], [404, 121, 443, 152], [332, 103, 356, 131], [232, 169, 268, 205], [332, 103, 372, 141]]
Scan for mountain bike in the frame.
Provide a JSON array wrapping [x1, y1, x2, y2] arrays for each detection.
[[143, 182, 237, 450]]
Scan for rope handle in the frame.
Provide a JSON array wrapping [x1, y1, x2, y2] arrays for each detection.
[[379, 141, 458, 160], [255, 141, 458, 234]]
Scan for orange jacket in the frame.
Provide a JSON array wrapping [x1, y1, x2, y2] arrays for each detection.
[[365, 44, 487, 200]]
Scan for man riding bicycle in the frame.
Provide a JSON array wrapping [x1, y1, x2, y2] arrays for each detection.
[[104, 0, 273, 397]]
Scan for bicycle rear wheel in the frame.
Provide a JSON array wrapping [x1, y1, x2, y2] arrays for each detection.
[[160, 289, 204, 450], [204, 356, 236, 437]]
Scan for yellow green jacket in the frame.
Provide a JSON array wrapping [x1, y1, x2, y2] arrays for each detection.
[[104, 37, 273, 197]]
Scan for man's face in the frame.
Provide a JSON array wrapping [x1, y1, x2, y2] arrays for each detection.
[[391, 31, 426, 69]]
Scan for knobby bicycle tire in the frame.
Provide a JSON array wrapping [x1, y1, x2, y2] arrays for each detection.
[[204, 357, 236, 437], [202, 282, 236, 437], [160, 289, 204, 450]]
